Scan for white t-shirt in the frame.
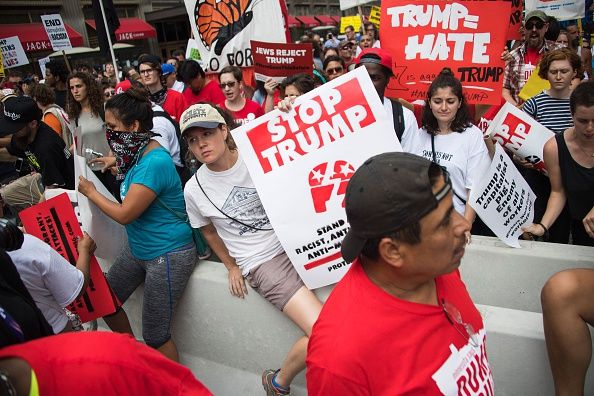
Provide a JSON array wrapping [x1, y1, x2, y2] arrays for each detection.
[[402, 125, 490, 214], [383, 97, 419, 144], [151, 104, 182, 167], [8, 234, 84, 332], [184, 154, 284, 275]]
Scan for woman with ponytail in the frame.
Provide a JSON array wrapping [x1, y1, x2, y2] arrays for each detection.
[[77, 87, 196, 362]]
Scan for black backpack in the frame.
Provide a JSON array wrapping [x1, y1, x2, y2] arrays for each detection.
[[389, 99, 405, 142], [153, 110, 193, 185]]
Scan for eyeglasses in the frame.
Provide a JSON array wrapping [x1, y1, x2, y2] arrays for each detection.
[[366, 28, 376, 32], [104, 90, 116, 97], [219, 81, 237, 89], [326, 66, 344, 75], [139, 68, 157, 75], [525, 20, 545, 30], [442, 299, 479, 348]]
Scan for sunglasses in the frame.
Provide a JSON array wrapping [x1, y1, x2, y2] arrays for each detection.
[[104, 90, 116, 97], [442, 299, 479, 348], [219, 81, 237, 89], [525, 20, 545, 30], [326, 66, 344, 75]]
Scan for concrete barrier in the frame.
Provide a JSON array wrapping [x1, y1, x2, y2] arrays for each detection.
[[100, 236, 594, 395]]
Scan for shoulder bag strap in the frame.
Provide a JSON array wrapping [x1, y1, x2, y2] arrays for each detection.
[[430, 134, 467, 205]]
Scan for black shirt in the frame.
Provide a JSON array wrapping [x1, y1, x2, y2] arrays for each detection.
[[54, 89, 67, 109], [7, 122, 75, 189]]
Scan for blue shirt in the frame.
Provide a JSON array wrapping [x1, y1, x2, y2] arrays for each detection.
[[120, 146, 192, 259]]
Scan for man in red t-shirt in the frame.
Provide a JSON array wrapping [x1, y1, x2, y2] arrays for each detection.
[[138, 54, 187, 121], [177, 60, 225, 108], [307, 152, 494, 395], [218, 65, 263, 125], [0, 331, 213, 395]]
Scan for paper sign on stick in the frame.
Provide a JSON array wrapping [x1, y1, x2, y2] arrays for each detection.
[[340, 16, 362, 33], [525, 0, 585, 21], [184, 0, 286, 73], [381, 0, 510, 105], [40, 14, 72, 51], [38, 56, 50, 80], [470, 144, 535, 248], [0, 36, 28, 69], [19, 193, 120, 323], [369, 6, 381, 28], [0, 51, 4, 78], [486, 102, 555, 172], [231, 67, 402, 289], [340, 0, 375, 11], [251, 41, 313, 82]]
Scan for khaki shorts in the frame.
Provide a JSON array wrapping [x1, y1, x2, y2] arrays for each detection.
[[246, 252, 305, 311]]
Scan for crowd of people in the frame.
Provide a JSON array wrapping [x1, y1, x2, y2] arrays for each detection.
[[0, 8, 593, 395]]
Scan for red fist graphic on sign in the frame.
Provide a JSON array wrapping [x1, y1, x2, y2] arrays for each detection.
[[308, 160, 355, 213]]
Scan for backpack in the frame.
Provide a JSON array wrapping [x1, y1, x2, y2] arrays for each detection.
[[153, 110, 193, 185], [43, 104, 74, 148], [389, 99, 405, 142]]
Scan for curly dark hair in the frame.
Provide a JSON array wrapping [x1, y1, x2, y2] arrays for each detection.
[[421, 68, 472, 135], [66, 72, 104, 120]]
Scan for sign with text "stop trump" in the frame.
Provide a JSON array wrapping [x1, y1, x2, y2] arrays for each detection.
[[232, 67, 402, 289]]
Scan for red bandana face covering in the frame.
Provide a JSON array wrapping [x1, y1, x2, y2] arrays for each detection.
[[106, 128, 153, 180]]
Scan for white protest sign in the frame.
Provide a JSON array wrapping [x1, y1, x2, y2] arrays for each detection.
[[525, 0, 585, 21], [40, 14, 72, 51], [486, 102, 555, 173], [340, 0, 375, 10], [38, 56, 50, 79], [0, 36, 28, 69], [184, 0, 286, 73], [73, 146, 127, 262], [232, 67, 402, 289], [470, 144, 535, 248]]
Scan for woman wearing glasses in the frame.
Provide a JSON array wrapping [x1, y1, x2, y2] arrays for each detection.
[[323, 56, 346, 81], [401, 68, 490, 239], [77, 87, 197, 362], [218, 65, 263, 125]]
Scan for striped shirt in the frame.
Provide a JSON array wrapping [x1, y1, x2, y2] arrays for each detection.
[[522, 91, 573, 134]]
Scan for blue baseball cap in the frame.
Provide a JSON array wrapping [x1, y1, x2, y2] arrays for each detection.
[[161, 63, 175, 76]]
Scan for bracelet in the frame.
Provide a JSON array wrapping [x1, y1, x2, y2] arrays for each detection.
[[536, 222, 549, 240]]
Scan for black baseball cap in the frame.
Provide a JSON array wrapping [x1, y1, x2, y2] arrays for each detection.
[[341, 152, 452, 263], [0, 96, 42, 135]]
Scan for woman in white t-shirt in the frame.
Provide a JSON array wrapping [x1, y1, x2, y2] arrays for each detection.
[[181, 103, 323, 396], [401, 68, 490, 239]]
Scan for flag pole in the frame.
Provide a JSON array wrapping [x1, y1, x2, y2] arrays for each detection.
[[98, 0, 120, 83]]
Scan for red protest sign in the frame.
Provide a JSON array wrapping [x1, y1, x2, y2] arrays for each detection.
[[251, 40, 313, 82], [19, 193, 120, 323], [381, 1, 511, 105], [469, 0, 522, 40]]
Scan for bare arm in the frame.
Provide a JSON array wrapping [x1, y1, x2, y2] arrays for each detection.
[[200, 222, 247, 298], [0, 147, 16, 162], [78, 176, 156, 225], [501, 88, 518, 107], [263, 78, 278, 114], [74, 232, 96, 298]]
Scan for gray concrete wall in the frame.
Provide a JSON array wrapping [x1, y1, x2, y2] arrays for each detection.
[[99, 236, 594, 395]]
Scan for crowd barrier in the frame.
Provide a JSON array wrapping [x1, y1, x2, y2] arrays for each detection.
[[98, 236, 594, 395]]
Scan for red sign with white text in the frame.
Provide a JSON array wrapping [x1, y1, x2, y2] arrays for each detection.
[[381, 0, 511, 105], [19, 193, 120, 323], [251, 40, 313, 82]]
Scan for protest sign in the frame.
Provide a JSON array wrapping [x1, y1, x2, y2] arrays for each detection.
[[518, 65, 550, 102], [184, 0, 286, 73], [369, 6, 381, 28], [185, 38, 204, 67], [471, 0, 522, 41], [525, 0, 585, 21], [73, 151, 127, 262], [381, 0, 510, 105], [38, 56, 50, 79], [486, 102, 555, 172], [231, 67, 402, 289], [340, 16, 362, 33], [340, 0, 375, 11], [0, 51, 4, 78], [251, 41, 312, 82], [0, 36, 28, 69], [40, 14, 72, 51], [19, 193, 120, 323], [470, 144, 535, 248]]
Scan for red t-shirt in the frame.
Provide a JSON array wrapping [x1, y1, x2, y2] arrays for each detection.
[[162, 89, 187, 122], [307, 259, 493, 395], [222, 99, 264, 125], [0, 332, 213, 395], [183, 80, 225, 108]]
